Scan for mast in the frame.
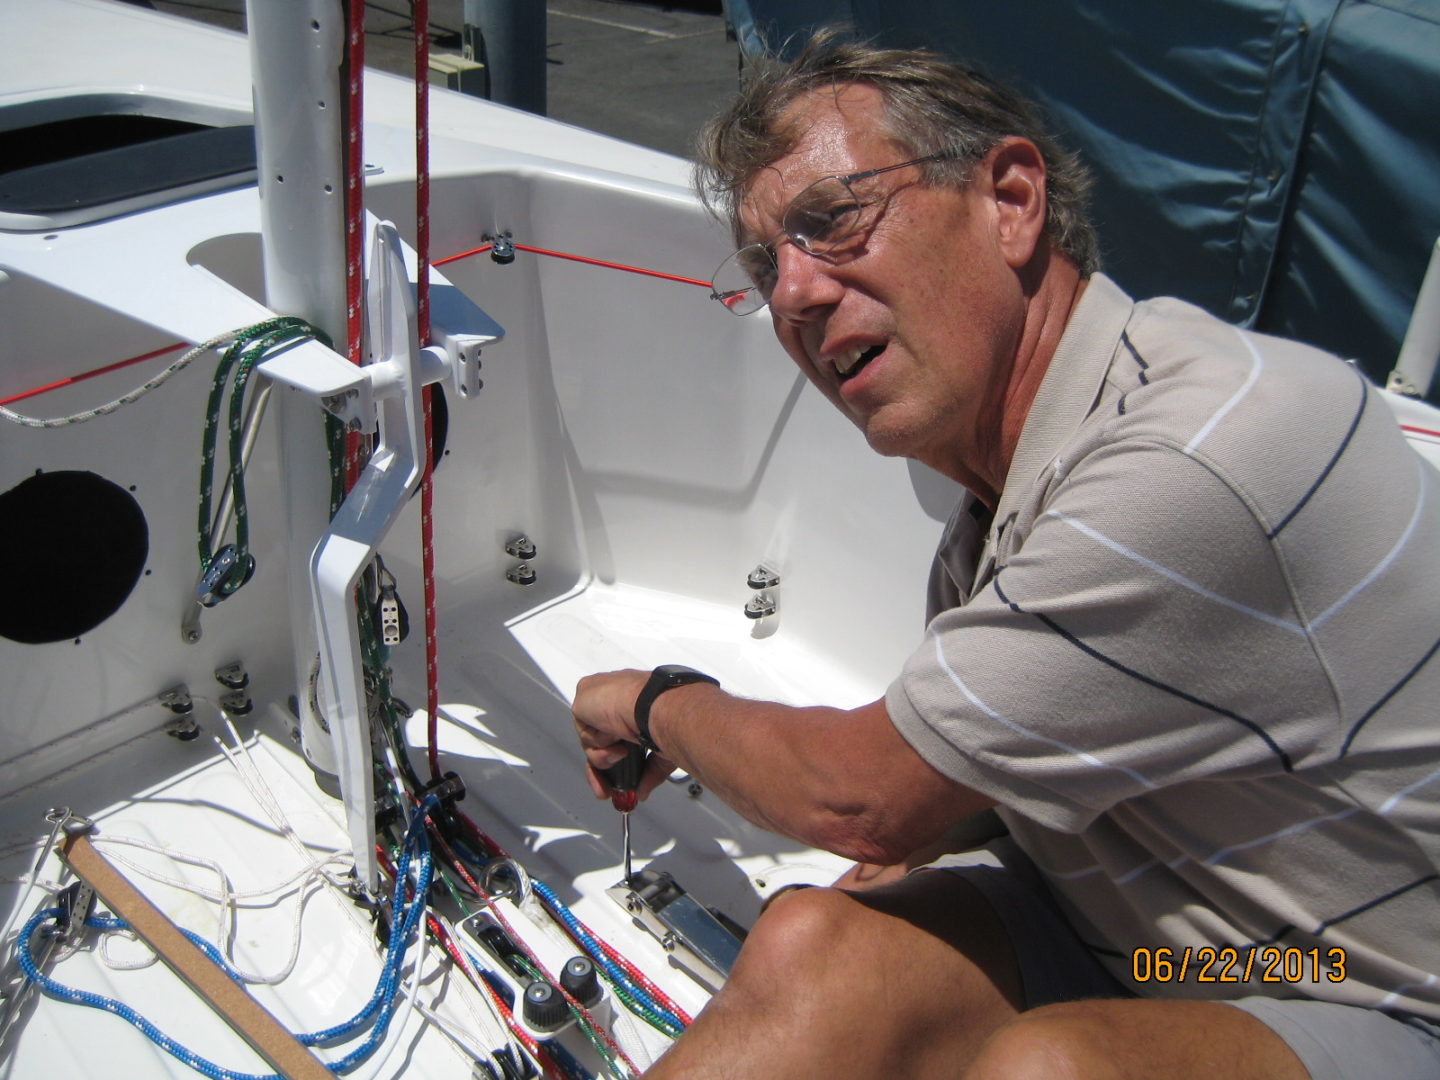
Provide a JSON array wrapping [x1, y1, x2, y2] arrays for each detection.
[[244, 0, 351, 787]]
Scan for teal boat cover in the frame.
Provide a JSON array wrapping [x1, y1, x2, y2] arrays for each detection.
[[723, 0, 1440, 401]]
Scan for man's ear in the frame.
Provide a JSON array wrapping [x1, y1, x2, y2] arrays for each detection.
[[986, 137, 1048, 269]]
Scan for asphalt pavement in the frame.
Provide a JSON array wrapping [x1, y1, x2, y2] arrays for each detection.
[[143, 0, 741, 160]]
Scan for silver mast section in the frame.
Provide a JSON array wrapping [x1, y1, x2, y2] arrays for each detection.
[[245, 0, 351, 794], [247, 0, 348, 338]]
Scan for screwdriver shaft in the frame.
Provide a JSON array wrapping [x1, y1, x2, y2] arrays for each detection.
[[602, 743, 646, 883], [621, 811, 633, 882]]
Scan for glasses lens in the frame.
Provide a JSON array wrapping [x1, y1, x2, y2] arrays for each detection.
[[711, 244, 776, 316], [783, 176, 865, 254]]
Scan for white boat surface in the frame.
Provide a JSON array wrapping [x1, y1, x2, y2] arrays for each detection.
[[1, 2, 1437, 1078]]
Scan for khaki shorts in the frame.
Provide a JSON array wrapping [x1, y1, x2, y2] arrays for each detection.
[[924, 836, 1440, 1080]]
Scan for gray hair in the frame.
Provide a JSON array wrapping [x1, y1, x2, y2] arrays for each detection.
[[693, 29, 1100, 276]]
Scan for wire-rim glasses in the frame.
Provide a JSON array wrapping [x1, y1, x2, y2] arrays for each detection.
[[709, 153, 953, 316]]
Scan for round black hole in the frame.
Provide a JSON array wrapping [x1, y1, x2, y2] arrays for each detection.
[[0, 471, 149, 644], [370, 384, 449, 488], [430, 383, 449, 467]]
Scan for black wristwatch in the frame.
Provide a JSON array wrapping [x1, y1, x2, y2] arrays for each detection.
[[634, 664, 719, 757]]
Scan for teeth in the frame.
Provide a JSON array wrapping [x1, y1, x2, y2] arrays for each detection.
[[835, 345, 868, 377]]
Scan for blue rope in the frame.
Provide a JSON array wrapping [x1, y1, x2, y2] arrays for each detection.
[[439, 838, 679, 1028], [17, 798, 440, 1079], [528, 879, 684, 1034]]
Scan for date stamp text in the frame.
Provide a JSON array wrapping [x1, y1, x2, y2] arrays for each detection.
[[1131, 946, 1347, 984]]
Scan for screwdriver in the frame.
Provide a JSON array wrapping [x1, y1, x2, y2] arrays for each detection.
[[601, 743, 646, 883]]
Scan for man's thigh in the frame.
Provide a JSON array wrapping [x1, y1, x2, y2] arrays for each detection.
[[920, 836, 1130, 1007], [967, 998, 1311, 1080], [838, 866, 1027, 1013], [964, 996, 1440, 1080]]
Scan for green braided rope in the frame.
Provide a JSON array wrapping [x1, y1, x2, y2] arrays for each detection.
[[196, 334, 246, 572], [226, 320, 316, 561], [196, 316, 319, 599]]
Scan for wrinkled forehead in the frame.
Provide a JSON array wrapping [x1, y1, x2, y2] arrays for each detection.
[[734, 83, 908, 243]]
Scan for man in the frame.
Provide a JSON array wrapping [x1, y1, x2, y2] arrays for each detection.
[[573, 33, 1440, 1079]]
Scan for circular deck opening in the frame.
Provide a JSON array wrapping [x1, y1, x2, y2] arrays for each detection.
[[0, 470, 149, 644]]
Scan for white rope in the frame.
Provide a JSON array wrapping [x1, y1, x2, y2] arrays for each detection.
[[85, 718, 354, 985], [216, 717, 350, 873], [0, 328, 245, 428], [91, 836, 348, 985], [432, 911, 518, 1054]]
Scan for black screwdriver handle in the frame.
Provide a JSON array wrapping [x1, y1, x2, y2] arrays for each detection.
[[601, 742, 647, 810], [601, 742, 646, 792]]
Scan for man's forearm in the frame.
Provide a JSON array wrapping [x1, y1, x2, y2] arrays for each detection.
[[645, 685, 992, 864]]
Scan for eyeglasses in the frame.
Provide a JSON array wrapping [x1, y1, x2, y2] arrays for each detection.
[[709, 153, 952, 316]]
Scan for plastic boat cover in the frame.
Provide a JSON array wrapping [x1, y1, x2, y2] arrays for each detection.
[[723, 0, 1440, 401]]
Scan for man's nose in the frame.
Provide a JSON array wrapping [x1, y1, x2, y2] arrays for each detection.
[[767, 243, 843, 323]]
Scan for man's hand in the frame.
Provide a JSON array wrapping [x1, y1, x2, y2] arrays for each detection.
[[573, 669, 677, 804]]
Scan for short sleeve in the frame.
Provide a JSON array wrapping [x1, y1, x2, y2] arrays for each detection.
[[886, 437, 1338, 833]]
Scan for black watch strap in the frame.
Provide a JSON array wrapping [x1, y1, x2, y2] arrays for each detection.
[[634, 664, 718, 757]]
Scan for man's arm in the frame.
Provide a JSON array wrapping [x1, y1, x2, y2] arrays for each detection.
[[572, 670, 995, 865]]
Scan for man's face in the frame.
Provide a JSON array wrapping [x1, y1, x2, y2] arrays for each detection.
[[737, 85, 1027, 486]]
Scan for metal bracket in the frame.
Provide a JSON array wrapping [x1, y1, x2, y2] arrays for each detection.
[[607, 868, 744, 991], [302, 221, 506, 893], [308, 221, 434, 894]]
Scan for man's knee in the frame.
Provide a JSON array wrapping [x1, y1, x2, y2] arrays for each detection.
[[966, 1002, 1121, 1080], [739, 885, 861, 975]]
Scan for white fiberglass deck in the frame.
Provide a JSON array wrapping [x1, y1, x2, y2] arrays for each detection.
[[0, 576, 866, 1078]]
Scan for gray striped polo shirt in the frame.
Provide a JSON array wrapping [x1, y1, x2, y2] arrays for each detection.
[[887, 273, 1440, 1017]]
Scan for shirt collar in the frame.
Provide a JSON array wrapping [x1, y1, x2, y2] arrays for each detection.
[[991, 273, 1134, 531]]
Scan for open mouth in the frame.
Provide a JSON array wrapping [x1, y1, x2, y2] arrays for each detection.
[[836, 344, 884, 383]]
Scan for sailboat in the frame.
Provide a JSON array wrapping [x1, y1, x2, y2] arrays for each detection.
[[1, 2, 1436, 1077]]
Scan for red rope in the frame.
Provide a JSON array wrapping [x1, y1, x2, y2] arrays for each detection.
[[434, 240, 712, 288], [342, 0, 367, 490], [1402, 424, 1440, 439], [448, 810, 694, 1029], [414, 0, 443, 784], [0, 342, 186, 408], [3, 243, 710, 410]]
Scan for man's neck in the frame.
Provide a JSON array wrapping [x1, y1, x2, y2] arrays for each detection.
[[968, 262, 1088, 509]]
